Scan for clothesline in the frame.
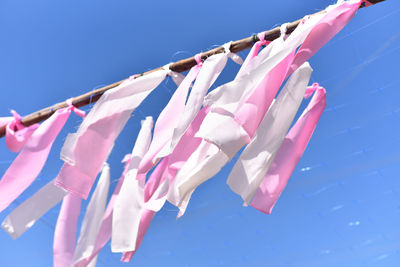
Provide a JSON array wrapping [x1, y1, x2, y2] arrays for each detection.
[[0, 0, 385, 138]]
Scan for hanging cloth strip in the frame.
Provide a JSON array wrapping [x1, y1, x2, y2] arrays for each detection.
[[120, 107, 211, 262], [155, 43, 243, 161], [0, 100, 85, 212], [1, 179, 68, 239], [138, 53, 205, 174], [112, 116, 154, 252], [54, 163, 110, 267], [57, 68, 173, 199], [287, 0, 365, 78], [227, 63, 312, 204], [73, 155, 130, 267], [72, 163, 110, 266], [250, 83, 326, 214], [53, 192, 81, 267]]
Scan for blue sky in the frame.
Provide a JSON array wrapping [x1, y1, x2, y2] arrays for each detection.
[[1, 0, 400, 266]]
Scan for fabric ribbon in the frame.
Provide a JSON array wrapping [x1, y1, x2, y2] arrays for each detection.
[[1, 179, 68, 239], [0, 100, 85, 212], [73, 155, 131, 267], [53, 192, 82, 267], [57, 69, 170, 199], [251, 83, 326, 214], [287, 0, 364, 77], [138, 54, 204, 173], [166, 43, 242, 156], [72, 163, 111, 266], [112, 117, 154, 252]]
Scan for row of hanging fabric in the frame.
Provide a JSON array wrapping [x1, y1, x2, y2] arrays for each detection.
[[0, 1, 370, 266]]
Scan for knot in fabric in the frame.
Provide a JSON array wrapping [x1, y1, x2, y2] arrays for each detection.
[[65, 98, 86, 118], [194, 53, 203, 68], [304, 82, 322, 99]]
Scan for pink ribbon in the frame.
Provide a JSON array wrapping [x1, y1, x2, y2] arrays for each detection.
[[56, 70, 168, 199], [0, 100, 85, 212], [53, 193, 82, 267], [5, 110, 39, 152], [250, 83, 326, 214], [138, 54, 204, 174], [287, 0, 363, 77]]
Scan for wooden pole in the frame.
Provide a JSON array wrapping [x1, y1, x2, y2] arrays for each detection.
[[0, 0, 385, 138]]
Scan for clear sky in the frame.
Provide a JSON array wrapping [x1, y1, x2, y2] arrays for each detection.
[[1, 0, 400, 266]]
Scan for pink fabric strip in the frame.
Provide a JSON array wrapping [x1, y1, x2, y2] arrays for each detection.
[[5, 110, 39, 152], [53, 193, 82, 267], [250, 84, 326, 214], [57, 70, 168, 199], [237, 32, 270, 77], [0, 101, 85, 212], [74, 155, 131, 267], [235, 48, 295, 138], [138, 55, 203, 174], [287, 0, 362, 77]]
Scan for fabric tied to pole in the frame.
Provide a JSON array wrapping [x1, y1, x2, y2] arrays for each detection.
[[161, 43, 243, 158], [287, 0, 364, 77], [138, 54, 204, 174], [250, 83, 326, 214], [5, 110, 39, 153], [0, 100, 86, 212], [57, 69, 169, 199]]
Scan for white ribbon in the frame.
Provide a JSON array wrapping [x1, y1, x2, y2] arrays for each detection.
[[1, 179, 68, 239], [112, 117, 153, 252]]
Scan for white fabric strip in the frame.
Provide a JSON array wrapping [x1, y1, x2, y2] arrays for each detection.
[[227, 62, 313, 205], [167, 140, 229, 217], [1, 179, 68, 239], [72, 163, 111, 265], [112, 117, 153, 253]]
